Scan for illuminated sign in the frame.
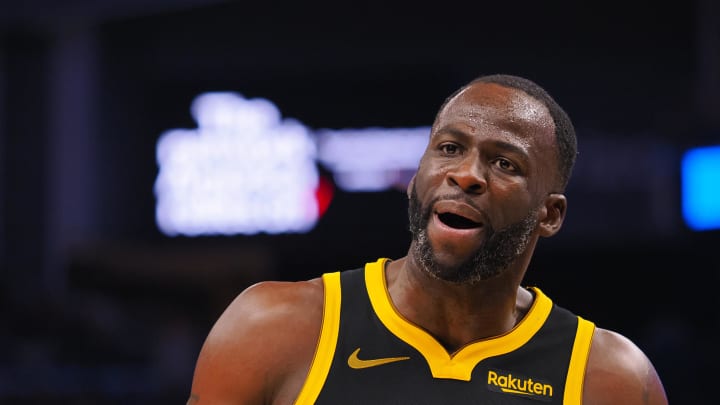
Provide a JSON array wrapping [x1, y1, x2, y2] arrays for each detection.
[[155, 92, 320, 236], [316, 127, 430, 191], [154, 92, 429, 236]]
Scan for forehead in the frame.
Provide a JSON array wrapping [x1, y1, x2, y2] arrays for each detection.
[[434, 82, 555, 149]]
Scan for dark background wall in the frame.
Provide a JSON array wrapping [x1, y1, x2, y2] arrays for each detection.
[[1, 0, 719, 403]]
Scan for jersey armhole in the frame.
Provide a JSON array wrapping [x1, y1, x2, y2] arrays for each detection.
[[563, 316, 596, 405], [293, 272, 342, 405]]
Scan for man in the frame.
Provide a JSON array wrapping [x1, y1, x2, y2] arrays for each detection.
[[187, 74, 669, 404]]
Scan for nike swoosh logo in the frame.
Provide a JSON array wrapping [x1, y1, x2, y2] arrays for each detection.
[[347, 348, 410, 369]]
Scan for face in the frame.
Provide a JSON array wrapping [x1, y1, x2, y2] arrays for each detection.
[[408, 82, 562, 283]]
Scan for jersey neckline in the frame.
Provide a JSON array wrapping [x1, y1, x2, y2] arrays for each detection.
[[365, 258, 553, 381]]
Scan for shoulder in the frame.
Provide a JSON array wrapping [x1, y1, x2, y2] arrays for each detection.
[[224, 278, 326, 328], [212, 278, 326, 346], [583, 326, 668, 405], [189, 277, 326, 404]]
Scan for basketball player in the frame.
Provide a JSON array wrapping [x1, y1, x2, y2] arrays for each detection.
[[186, 74, 668, 404]]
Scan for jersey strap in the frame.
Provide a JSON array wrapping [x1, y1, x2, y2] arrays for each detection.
[[293, 271, 341, 405], [563, 316, 595, 404]]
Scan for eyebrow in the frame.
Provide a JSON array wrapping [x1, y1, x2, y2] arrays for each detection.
[[434, 126, 531, 160], [492, 139, 530, 161]]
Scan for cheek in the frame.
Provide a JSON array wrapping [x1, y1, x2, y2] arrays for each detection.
[[413, 162, 445, 194], [488, 181, 536, 222]]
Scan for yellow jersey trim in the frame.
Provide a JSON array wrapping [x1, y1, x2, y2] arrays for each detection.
[[365, 258, 553, 381], [563, 316, 595, 405], [294, 272, 341, 405]]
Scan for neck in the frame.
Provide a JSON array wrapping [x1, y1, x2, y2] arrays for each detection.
[[386, 255, 533, 352]]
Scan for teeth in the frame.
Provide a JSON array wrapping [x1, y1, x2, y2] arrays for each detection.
[[439, 213, 481, 229]]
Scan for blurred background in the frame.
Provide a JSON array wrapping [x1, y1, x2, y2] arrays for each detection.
[[1, 0, 719, 403]]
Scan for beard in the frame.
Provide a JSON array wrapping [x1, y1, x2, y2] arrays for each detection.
[[408, 185, 538, 284]]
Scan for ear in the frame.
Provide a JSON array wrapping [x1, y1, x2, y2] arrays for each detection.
[[406, 175, 416, 199], [538, 193, 567, 237]]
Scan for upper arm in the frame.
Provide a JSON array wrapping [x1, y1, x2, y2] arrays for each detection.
[[187, 279, 324, 405], [583, 328, 668, 405]]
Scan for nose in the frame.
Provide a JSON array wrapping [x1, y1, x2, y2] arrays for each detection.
[[447, 155, 487, 194]]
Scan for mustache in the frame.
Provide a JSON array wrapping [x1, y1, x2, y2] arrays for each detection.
[[424, 192, 487, 221], [409, 188, 493, 239]]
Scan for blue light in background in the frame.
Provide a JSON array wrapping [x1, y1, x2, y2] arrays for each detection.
[[682, 145, 720, 231]]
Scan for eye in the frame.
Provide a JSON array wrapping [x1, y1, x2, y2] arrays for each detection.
[[493, 157, 517, 172], [439, 143, 461, 155]]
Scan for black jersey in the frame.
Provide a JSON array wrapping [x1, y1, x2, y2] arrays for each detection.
[[294, 258, 595, 404]]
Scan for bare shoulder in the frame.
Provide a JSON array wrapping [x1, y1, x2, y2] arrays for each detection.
[[583, 327, 668, 405], [188, 277, 325, 405]]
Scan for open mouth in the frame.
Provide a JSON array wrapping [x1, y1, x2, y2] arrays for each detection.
[[438, 212, 482, 230]]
